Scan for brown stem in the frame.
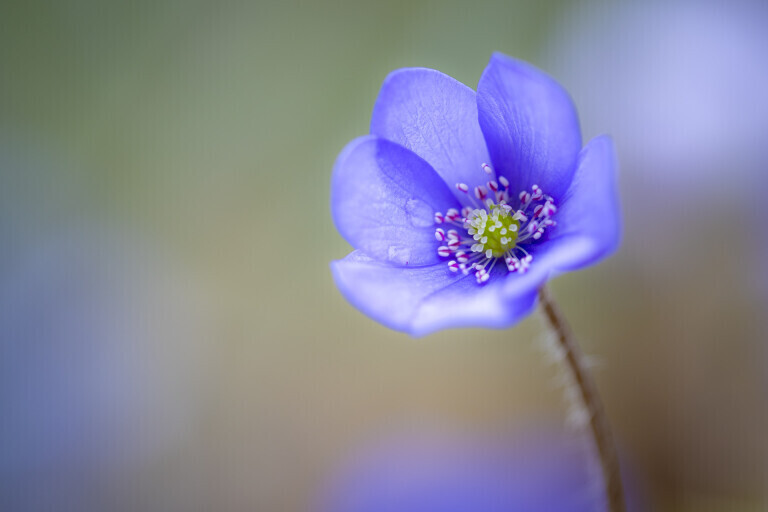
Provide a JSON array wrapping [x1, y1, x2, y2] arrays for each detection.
[[538, 285, 625, 512]]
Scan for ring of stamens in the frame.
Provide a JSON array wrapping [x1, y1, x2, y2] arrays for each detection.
[[433, 163, 557, 284]]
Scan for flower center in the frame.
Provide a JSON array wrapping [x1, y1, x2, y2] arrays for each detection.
[[466, 202, 520, 258], [433, 163, 557, 284]]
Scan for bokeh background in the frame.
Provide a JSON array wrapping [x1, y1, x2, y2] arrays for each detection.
[[2, 0, 767, 510]]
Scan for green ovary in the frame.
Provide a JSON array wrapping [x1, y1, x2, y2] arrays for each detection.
[[467, 203, 522, 258], [484, 215, 520, 257]]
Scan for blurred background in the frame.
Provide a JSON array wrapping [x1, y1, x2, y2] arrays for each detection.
[[1, 0, 766, 510]]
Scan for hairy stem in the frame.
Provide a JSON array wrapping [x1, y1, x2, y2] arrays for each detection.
[[538, 285, 625, 512]]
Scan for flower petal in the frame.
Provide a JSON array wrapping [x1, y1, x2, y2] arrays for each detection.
[[544, 135, 621, 271], [331, 251, 541, 336], [331, 136, 460, 266], [477, 53, 582, 200], [370, 68, 491, 204]]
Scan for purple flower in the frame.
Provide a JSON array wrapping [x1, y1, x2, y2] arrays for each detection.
[[331, 53, 620, 336]]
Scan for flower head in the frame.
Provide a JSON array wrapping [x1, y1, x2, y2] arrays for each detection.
[[331, 53, 620, 336]]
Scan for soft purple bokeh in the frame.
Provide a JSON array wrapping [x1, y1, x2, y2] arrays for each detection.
[[317, 425, 643, 512], [549, 0, 768, 193], [0, 148, 210, 510]]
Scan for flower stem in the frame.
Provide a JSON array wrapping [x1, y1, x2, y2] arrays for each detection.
[[538, 285, 625, 512]]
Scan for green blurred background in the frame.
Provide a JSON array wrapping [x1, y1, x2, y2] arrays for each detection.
[[1, 0, 766, 510]]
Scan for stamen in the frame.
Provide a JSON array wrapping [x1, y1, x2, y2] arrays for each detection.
[[437, 170, 558, 284]]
